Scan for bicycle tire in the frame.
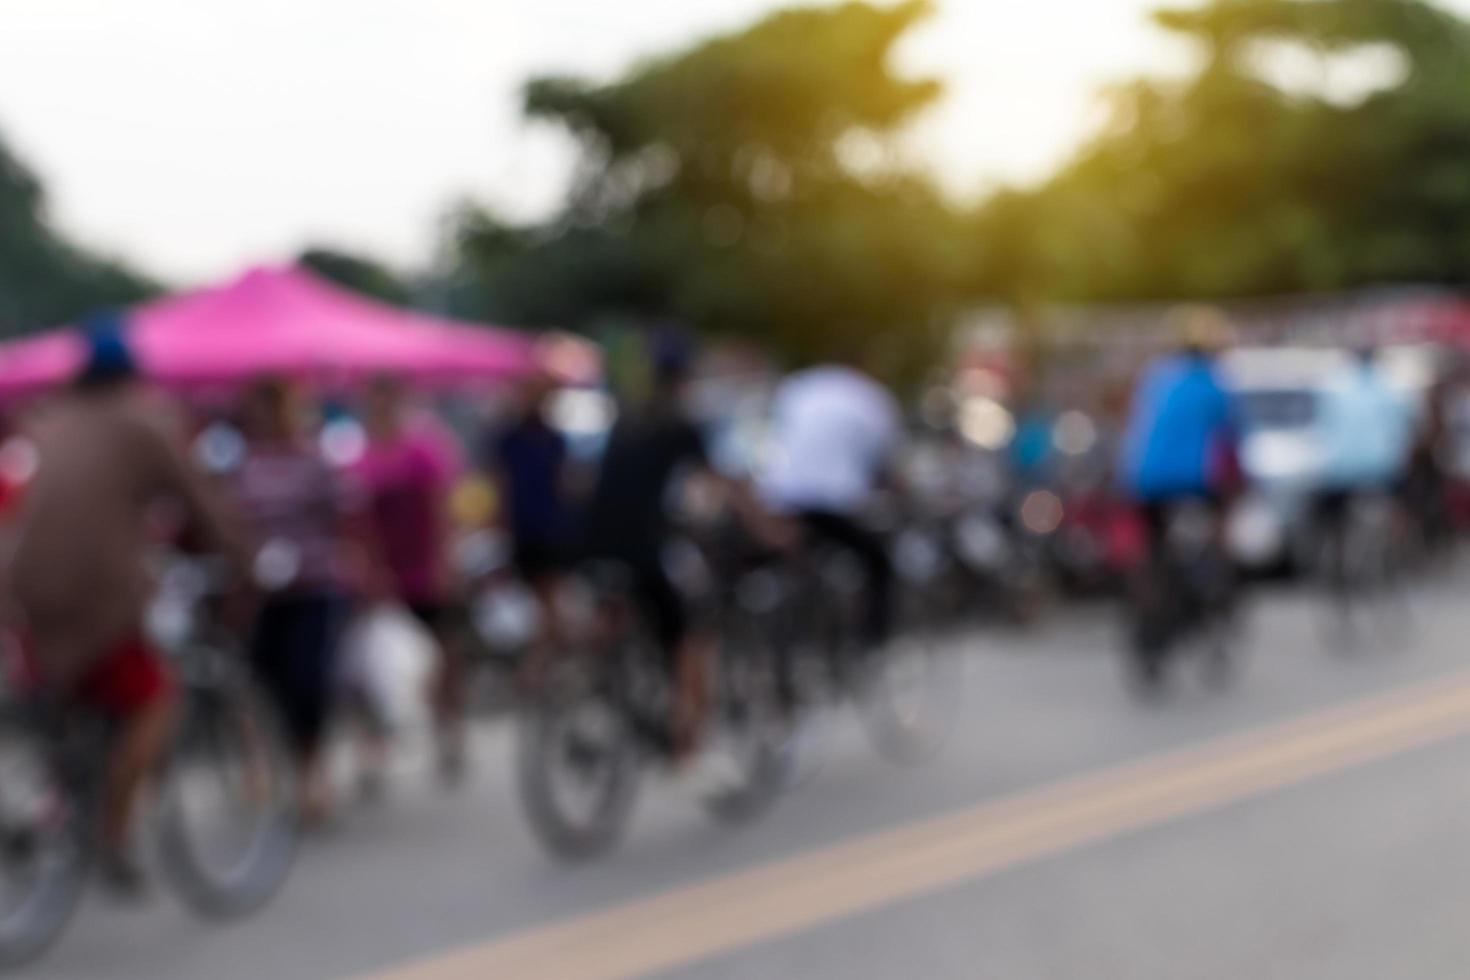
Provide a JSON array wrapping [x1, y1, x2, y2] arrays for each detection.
[[0, 708, 88, 969], [702, 634, 791, 824], [154, 666, 298, 920], [514, 667, 641, 862], [856, 599, 963, 766]]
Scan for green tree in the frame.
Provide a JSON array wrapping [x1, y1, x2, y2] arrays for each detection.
[[0, 134, 156, 336], [977, 0, 1470, 303], [298, 246, 413, 306], [445, 1, 966, 380]]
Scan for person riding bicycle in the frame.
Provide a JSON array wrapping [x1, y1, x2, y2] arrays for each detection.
[[4, 321, 239, 894], [759, 355, 903, 651], [580, 334, 784, 761], [1119, 309, 1241, 631], [1312, 347, 1414, 586]]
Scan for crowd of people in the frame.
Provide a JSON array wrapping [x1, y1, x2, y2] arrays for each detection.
[[0, 323, 915, 895], [0, 309, 1465, 911]]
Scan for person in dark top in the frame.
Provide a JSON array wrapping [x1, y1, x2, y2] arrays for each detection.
[[582, 337, 786, 760], [490, 372, 571, 682]]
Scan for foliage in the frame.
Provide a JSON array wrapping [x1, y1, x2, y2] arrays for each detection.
[[298, 246, 413, 306], [974, 0, 1470, 303], [444, 1, 965, 380], [0, 136, 156, 336]]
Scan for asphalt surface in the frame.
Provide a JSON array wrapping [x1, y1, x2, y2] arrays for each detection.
[[25, 565, 1470, 980]]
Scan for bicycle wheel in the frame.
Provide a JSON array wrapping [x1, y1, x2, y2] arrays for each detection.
[[855, 597, 963, 765], [1325, 500, 1413, 652], [0, 709, 87, 968], [154, 661, 298, 919], [515, 660, 641, 862], [702, 629, 792, 824]]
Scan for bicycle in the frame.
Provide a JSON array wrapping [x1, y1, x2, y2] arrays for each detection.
[[1316, 489, 1413, 651], [744, 511, 964, 771], [1124, 499, 1242, 697], [514, 545, 791, 862], [0, 559, 298, 967]]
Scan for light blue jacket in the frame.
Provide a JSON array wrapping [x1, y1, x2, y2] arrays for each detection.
[[1314, 366, 1413, 489]]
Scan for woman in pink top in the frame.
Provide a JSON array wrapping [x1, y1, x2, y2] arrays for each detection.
[[355, 376, 468, 784]]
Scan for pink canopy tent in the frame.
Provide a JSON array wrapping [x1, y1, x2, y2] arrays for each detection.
[[0, 265, 540, 398]]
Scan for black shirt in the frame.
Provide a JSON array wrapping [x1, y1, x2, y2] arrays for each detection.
[[582, 405, 707, 563]]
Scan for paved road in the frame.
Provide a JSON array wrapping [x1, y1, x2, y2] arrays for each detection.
[[28, 568, 1470, 980]]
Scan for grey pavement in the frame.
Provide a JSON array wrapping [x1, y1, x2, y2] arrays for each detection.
[[25, 566, 1470, 980]]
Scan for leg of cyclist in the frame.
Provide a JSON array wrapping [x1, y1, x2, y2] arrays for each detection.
[[797, 510, 894, 649], [1129, 500, 1172, 663], [100, 700, 178, 872], [633, 560, 706, 763], [74, 636, 180, 895], [1315, 488, 1351, 597]]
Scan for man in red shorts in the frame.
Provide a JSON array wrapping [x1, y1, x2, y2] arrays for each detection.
[[6, 322, 237, 893]]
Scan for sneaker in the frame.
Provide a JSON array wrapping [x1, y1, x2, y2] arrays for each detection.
[[98, 850, 150, 903]]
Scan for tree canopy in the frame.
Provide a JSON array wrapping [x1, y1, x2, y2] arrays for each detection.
[[298, 246, 413, 307], [0, 135, 155, 337], [13, 0, 1470, 365], [974, 0, 1470, 303], [444, 1, 967, 378]]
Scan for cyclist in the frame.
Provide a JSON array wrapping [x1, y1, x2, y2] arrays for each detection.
[[580, 335, 785, 761], [1118, 309, 1241, 665], [1122, 310, 1240, 544], [759, 356, 903, 651], [1312, 348, 1413, 587], [5, 323, 237, 893]]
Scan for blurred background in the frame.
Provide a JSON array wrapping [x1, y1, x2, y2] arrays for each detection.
[[8, 2, 1470, 979], [7, 0, 1470, 355]]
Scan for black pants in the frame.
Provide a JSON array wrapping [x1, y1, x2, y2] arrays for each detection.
[[1139, 494, 1224, 564], [798, 510, 894, 646], [251, 594, 345, 756], [633, 558, 688, 666]]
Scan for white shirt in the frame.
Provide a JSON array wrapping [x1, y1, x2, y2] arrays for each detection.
[[760, 366, 902, 514]]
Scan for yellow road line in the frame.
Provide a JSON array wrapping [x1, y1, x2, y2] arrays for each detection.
[[368, 669, 1470, 980]]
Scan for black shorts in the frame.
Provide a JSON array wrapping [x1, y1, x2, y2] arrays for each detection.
[[628, 559, 687, 664], [513, 538, 567, 583], [796, 509, 893, 645], [406, 600, 459, 635], [581, 548, 689, 664]]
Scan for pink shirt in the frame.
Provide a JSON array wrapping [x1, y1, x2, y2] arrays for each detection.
[[354, 422, 459, 604]]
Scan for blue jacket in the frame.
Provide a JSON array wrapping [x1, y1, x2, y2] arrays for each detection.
[[1121, 354, 1235, 501]]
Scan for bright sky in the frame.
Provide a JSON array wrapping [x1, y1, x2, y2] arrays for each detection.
[[0, 0, 1452, 282]]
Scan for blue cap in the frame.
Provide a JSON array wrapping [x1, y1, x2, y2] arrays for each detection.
[[78, 309, 138, 386]]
